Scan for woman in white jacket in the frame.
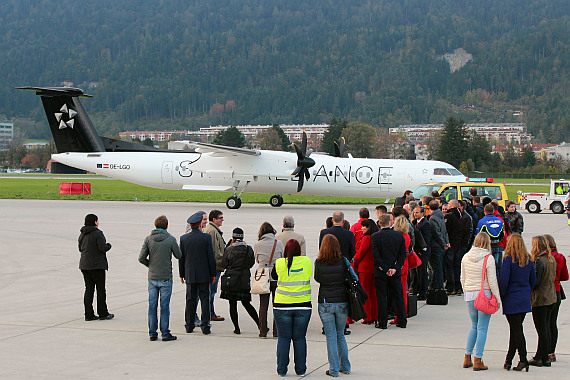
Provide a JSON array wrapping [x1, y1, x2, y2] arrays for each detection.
[[460, 232, 502, 371]]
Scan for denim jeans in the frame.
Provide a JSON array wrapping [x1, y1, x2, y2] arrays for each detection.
[[273, 308, 312, 376], [491, 247, 503, 280], [466, 300, 492, 358], [318, 303, 351, 376], [210, 270, 221, 316], [148, 278, 173, 338], [429, 249, 444, 290]]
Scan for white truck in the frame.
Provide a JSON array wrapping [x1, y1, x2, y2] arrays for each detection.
[[518, 179, 569, 214]]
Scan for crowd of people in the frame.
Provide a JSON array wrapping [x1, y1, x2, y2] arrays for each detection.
[[76, 187, 568, 376]]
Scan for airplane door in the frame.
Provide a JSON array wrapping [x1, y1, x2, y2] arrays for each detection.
[[379, 167, 392, 192], [161, 161, 173, 184]]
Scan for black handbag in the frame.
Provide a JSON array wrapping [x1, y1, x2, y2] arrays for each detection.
[[342, 259, 368, 321], [426, 288, 448, 305], [221, 270, 240, 292]]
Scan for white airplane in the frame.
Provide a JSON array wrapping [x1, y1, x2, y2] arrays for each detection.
[[20, 86, 466, 209]]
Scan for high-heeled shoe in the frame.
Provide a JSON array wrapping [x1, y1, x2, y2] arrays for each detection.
[[528, 358, 543, 367], [512, 361, 529, 372], [504, 360, 512, 371]]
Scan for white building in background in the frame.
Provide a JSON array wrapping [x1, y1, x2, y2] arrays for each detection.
[[390, 123, 533, 144], [121, 124, 329, 149], [0, 122, 14, 150], [549, 142, 570, 162]]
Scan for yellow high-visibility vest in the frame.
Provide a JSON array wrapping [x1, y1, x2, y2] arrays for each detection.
[[274, 256, 312, 304]]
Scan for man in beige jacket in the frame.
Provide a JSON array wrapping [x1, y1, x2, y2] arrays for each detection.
[[276, 216, 306, 256], [204, 210, 226, 321]]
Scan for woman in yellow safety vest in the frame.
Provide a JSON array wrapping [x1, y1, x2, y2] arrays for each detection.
[[271, 239, 312, 377]]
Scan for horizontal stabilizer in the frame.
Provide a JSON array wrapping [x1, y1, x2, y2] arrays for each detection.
[[16, 86, 92, 98]]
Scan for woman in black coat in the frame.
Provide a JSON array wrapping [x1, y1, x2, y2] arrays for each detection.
[[220, 228, 259, 334]]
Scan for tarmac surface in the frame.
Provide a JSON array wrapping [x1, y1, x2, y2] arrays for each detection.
[[0, 199, 568, 379]]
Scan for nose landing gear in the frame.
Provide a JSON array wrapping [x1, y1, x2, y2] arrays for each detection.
[[226, 196, 242, 209], [225, 180, 250, 209]]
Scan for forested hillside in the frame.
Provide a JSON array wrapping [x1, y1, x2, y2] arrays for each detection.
[[0, 0, 568, 141]]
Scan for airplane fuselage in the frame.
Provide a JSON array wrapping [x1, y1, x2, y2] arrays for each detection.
[[52, 150, 466, 199]]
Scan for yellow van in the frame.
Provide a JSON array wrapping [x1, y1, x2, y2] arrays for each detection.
[[412, 181, 509, 209]]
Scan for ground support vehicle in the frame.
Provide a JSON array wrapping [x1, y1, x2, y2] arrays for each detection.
[[518, 179, 569, 214]]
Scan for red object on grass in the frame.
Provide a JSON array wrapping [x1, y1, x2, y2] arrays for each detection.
[[59, 182, 91, 195]]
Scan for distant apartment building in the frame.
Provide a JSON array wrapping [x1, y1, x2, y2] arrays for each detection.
[[120, 124, 329, 149], [0, 122, 14, 150], [550, 142, 570, 162], [390, 123, 533, 144], [492, 143, 567, 162]]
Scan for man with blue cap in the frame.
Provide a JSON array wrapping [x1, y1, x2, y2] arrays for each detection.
[[179, 212, 217, 334]]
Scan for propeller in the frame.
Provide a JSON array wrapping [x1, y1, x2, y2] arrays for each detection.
[[333, 137, 346, 157], [291, 131, 315, 193]]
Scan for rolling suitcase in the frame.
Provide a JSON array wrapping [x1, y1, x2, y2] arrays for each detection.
[[426, 288, 448, 305], [407, 293, 418, 317]]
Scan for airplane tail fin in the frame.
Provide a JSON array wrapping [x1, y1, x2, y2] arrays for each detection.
[[18, 86, 161, 153]]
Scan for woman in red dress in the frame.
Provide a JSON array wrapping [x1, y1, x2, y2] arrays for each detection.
[[353, 219, 378, 324]]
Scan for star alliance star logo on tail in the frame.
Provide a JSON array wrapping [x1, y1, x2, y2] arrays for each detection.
[[54, 103, 77, 129]]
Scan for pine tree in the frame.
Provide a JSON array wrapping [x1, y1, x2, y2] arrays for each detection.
[[213, 126, 246, 147], [321, 118, 348, 155], [272, 124, 291, 151], [436, 117, 469, 168]]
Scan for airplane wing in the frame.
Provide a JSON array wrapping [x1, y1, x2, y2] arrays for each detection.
[[188, 142, 261, 157]]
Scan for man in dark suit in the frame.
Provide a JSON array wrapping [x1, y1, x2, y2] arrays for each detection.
[[179, 212, 216, 334], [372, 213, 407, 329], [412, 206, 431, 300], [319, 211, 355, 261]]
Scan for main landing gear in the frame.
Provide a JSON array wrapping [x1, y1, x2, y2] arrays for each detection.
[[270, 194, 284, 207]]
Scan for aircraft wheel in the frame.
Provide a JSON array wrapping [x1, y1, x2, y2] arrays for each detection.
[[270, 195, 284, 207], [526, 201, 540, 213], [551, 201, 564, 214], [226, 196, 242, 209]]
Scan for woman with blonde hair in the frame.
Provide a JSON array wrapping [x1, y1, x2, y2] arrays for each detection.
[[392, 215, 411, 324], [544, 234, 569, 363], [498, 234, 536, 371], [528, 235, 557, 367], [460, 232, 502, 371]]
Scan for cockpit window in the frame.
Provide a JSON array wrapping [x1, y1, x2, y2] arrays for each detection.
[[447, 168, 462, 176], [434, 168, 450, 175]]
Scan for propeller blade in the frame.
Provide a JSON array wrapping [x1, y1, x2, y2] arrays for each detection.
[[301, 131, 307, 154], [291, 166, 301, 176], [293, 143, 303, 160], [304, 169, 310, 180], [297, 173, 305, 193], [334, 141, 340, 157], [339, 137, 346, 157]]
